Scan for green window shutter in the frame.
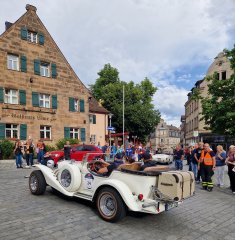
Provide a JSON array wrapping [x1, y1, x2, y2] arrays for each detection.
[[80, 99, 85, 112], [34, 59, 40, 75], [32, 92, 39, 107], [19, 90, 26, 105], [69, 97, 75, 112], [80, 128, 86, 142], [20, 124, 27, 140], [52, 95, 57, 109], [21, 27, 27, 40], [51, 63, 57, 79], [64, 127, 70, 138], [20, 55, 27, 72], [0, 123, 6, 139], [0, 87, 4, 103], [38, 32, 44, 45], [93, 115, 96, 124]]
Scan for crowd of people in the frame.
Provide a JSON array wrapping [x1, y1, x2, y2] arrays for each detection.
[[12, 138, 235, 194], [181, 142, 235, 194], [13, 138, 47, 168]]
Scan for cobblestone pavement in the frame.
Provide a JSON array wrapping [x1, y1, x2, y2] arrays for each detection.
[[0, 160, 234, 240]]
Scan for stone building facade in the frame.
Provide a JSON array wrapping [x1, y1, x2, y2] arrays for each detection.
[[0, 5, 90, 145], [184, 52, 233, 147], [150, 119, 181, 154]]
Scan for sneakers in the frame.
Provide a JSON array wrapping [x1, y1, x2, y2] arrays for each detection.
[[207, 188, 213, 192]]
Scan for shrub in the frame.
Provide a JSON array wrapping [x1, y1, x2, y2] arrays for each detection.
[[0, 139, 15, 159], [45, 145, 56, 152], [55, 138, 80, 150]]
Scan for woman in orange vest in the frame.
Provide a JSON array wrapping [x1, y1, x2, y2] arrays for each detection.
[[199, 143, 216, 192]]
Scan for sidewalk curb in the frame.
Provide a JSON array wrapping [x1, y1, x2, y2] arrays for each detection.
[[0, 159, 15, 163]]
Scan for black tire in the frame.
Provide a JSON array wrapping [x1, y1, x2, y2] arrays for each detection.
[[96, 187, 126, 222], [29, 170, 47, 195]]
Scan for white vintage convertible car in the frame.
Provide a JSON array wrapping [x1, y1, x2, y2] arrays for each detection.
[[152, 154, 173, 164], [29, 154, 195, 222]]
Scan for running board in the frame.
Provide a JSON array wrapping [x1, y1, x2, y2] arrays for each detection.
[[73, 192, 93, 201]]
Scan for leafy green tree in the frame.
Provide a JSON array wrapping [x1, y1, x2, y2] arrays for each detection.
[[196, 47, 235, 135], [90, 64, 161, 142]]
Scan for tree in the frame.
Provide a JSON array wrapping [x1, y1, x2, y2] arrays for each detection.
[[90, 64, 161, 142], [197, 47, 235, 135]]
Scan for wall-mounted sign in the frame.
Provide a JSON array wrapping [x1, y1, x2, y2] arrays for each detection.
[[2, 113, 56, 122]]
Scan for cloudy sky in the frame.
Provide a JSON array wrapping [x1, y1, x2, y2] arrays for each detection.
[[1, 0, 235, 126]]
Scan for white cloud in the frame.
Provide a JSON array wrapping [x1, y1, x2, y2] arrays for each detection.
[[154, 80, 188, 127]]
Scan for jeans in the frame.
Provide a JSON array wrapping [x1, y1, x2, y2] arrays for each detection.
[[175, 159, 183, 170], [37, 150, 45, 165], [191, 162, 198, 180], [26, 153, 34, 166], [15, 154, 22, 167], [215, 165, 225, 186]]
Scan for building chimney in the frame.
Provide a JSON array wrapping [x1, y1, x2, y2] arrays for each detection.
[[5, 21, 13, 30], [26, 4, 37, 12]]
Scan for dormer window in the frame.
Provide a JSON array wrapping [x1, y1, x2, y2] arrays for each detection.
[[27, 31, 37, 43]]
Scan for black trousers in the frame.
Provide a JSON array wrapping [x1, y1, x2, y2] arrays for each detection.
[[228, 164, 235, 192], [200, 164, 214, 189]]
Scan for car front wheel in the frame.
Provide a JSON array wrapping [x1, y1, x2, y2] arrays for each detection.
[[96, 187, 126, 222], [29, 170, 47, 195]]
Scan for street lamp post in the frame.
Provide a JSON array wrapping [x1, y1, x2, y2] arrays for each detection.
[[133, 135, 137, 145], [108, 113, 114, 146]]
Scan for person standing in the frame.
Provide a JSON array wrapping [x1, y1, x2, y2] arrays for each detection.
[[14, 140, 23, 168], [96, 142, 102, 150], [173, 145, 184, 170], [64, 141, 71, 160], [191, 143, 199, 179], [24, 138, 35, 168], [125, 144, 133, 158], [225, 145, 235, 194], [111, 143, 117, 160], [199, 143, 216, 192], [194, 142, 204, 183], [37, 140, 46, 165], [215, 145, 226, 187]]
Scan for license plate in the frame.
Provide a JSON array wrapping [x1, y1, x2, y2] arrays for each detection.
[[165, 202, 178, 211]]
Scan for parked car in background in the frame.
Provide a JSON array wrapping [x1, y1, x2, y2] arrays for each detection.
[[44, 144, 102, 164], [152, 153, 173, 164]]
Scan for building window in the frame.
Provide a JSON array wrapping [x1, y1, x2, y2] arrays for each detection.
[[221, 71, 226, 80], [27, 31, 37, 43], [40, 62, 50, 77], [5, 124, 18, 139], [90, 134, 96, 144], [39, 94, 50, 108], [7, 54, 19, 70], [70, 128, 79, 139], [216, 72, 220, 80], [4, 89, 18, 104], [40, 126, 51, 139], [74, 99, 79, 111]]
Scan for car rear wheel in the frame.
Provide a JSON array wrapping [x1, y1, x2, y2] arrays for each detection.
[[29, 170, 46, 195], [96, 187, 126, 222]]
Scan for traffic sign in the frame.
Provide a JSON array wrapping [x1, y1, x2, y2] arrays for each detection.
[[107, 126, 115, 131]]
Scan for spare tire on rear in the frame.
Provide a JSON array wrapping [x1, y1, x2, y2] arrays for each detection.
[[58, 164, 81, 192]]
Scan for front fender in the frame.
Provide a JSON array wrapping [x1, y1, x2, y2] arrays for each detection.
[[32, 164, 73, 197], [93, 179, 141, 212]]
